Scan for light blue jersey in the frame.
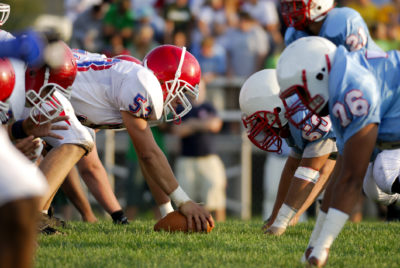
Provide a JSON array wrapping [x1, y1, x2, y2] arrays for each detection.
[[285, 7, 382, 52], [329, 46, 400, 153], [284, 96, 336, 155]]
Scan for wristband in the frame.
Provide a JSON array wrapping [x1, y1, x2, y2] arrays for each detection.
[[271, 203, 297, 229], [159, 202, 174, 218], [169, 186, 191, 208], [11, 120, 28, 139]]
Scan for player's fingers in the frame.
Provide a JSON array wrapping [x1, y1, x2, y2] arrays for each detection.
[[51, 115, 70, 123], [207, 214, 215, 228], [193, 215, 202, 232], [14, 136, 34, 151], [51, 125, 69, 130], [47, 132, 64, 140], [186, 216, 193, 232], [200, 215, 208, 232], [261, 223, 268, 231]]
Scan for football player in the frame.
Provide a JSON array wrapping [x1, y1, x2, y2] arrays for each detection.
[[281, 0, 381, 51], [65, 45, 213, 231], [239, 69, 336, 236], [0, 3, 49, 264], [277, 36, 400, 267]]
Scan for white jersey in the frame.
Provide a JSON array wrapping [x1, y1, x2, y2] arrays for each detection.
[[70, 50, 164, 129], [0, 29, 14, 41], [0, 126, 47, 207]]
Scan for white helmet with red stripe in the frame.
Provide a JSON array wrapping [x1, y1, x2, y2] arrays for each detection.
[[277, 36, 337, 128], [239, 69, 288, 153]]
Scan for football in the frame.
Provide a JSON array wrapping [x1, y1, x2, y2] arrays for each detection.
[[154, 211, 214, 233]]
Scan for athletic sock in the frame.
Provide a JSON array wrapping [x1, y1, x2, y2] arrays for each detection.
[[111, 210, 129, 224]]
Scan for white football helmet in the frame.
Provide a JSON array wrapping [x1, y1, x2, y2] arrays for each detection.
[[280, 0, 334, 30], [277, 36, 337, 129], [239, 69, 288, 153], [0, 3, 10, 26]]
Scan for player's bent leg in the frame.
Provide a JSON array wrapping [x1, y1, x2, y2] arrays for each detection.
[[77, 144, 123, 216], [39, 143, 86, 210], [61, 166, 97, 222], [0, 197, 40, 268]]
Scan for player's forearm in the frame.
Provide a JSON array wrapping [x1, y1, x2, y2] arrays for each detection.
[[138, 149, 179, 196], [268, 156, 300, 225]]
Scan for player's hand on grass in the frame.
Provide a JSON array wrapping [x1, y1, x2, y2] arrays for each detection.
[[179, 201, 214, 232], [307, 248, 329, 267], [261, 217, 273, 231], [264, 226, 286, 236]]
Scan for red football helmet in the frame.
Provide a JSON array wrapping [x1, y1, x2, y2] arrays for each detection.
[[281, 0, 334, 30], [25, 41, 77, 124], [143, 45, 201, 122], [113, 54, 142, 65], [0, 58, 15, 122], [0, 3, 10, 26]]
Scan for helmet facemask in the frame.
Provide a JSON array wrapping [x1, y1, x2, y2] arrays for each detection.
[[279, 70, 326, 129], [0, 100, 10, 123], [163, 79, 198, 122], [281, 0, 310, 30], [0, 3, 10, 26], [26, 67, 65, 125], [158, 47, 199, 123], [242, 108, 285, 153]]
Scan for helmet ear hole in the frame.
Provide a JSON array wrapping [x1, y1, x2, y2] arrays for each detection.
[[316, 73, 324, 80]]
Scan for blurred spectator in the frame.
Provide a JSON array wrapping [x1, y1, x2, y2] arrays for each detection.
[[70, 3, 108, 53], [192, 36, 227, 84], [220, 11, 270, 78], [171, 81, 227, 222], [133, 5, 165, 43], [103, 0, 135, 46], [347, 0, 380, 31], [240, 0, 282, 46], [103, 34, 131, 57], [163, 0, 194, 44], [128, 24, 160, 60], [65, 0, 104, 23], [192, 0, 228, 48], [172, 30, 190, 48]]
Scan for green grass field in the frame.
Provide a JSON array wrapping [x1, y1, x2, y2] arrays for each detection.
[[35, 218, 400, 268]]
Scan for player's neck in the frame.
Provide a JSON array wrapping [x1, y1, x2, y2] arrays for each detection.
[[306, 20, 325, 35]]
